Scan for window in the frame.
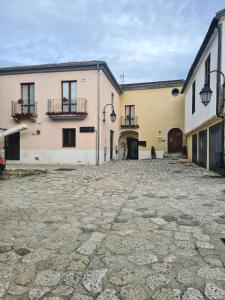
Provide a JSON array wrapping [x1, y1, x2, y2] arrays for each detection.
[[192, 81, 196, 114], [138, 141, 147, 147], [63, 128, 76, 147], [21, 83, 35, 113], [62, 81, 77, 112], [171, 88, 180, 97], [111, 93, 114, 106], [125, 105, 135, 125], [205, 54, 211, 86]]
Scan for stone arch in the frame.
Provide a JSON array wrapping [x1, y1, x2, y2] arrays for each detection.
[[118, 130, 139, 160]]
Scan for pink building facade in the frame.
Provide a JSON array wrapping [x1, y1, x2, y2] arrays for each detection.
[[0, 61, 121, 165]]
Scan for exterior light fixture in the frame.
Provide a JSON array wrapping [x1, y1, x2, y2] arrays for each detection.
[[103, 104, 116, 123], [200, 84, 213, 106], [110, 110, 116, 122], [200, 70, 225, 107]]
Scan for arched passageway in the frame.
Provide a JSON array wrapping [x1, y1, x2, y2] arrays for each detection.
[[118, 131, 139, 160]]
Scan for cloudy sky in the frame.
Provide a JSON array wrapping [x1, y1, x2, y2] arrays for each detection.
[[0, 0, 224, 83]]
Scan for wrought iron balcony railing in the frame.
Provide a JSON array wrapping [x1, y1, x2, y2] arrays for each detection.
[[46, 98, 88, 120], [121, 116, 139, 128], [11, 101, 37, 120]]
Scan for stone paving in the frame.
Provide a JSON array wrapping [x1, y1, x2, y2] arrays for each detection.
[[0, 160, 225, 299]]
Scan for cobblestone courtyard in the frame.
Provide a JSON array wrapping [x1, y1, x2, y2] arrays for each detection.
[[1, 160, 225, 299]]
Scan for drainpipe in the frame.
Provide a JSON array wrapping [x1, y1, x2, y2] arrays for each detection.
[[96, 64, 100, 165], [216, 23, 224, 119], [215, 22, 225, 170]]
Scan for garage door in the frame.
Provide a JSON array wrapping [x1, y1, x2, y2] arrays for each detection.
[[198, 130, 207, 168], [209, 122, 224, 171], [192, 134, 197, 164]]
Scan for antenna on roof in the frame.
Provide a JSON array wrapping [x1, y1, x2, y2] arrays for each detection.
[[120, 71, 125, 84]]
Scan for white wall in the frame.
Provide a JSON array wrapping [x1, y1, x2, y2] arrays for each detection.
[[19, 149, 97, 164], [99, 70, 120, 163], [185, 31, 219, 134], [221, 17, 225, 98]]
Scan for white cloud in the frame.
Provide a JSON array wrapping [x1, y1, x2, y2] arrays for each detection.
[[0, 0, 225, 82]]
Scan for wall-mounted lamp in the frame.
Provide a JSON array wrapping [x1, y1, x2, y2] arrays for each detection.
[[200, 70, 225, 107], [103, 104, 116, 123]]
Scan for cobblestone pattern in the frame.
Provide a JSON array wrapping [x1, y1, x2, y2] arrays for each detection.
[[0, 160, 225, 299]]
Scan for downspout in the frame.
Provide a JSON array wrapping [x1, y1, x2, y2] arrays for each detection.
[[96, 64, 100, 165], [215, 22, 225, 170], [216, 23, 224, 119]]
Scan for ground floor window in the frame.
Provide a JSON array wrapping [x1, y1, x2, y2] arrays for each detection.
[[63, 128, 76, 147]]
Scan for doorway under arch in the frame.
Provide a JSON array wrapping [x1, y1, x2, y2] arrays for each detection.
[[118, 131, 139, 160], [168, 128, 183, 153]]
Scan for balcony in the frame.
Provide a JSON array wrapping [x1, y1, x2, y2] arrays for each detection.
[[121, 116, 139, 128], [11, 101, 37, 121], [46, 98, 88, 120]]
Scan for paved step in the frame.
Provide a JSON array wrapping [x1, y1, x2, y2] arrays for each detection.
[[163, 152, 182, 159]]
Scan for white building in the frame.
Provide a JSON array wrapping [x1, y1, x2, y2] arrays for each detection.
[[182, 8, 225, 171]]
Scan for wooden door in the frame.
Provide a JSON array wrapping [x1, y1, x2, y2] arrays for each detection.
[[168, 128, 183, 153]]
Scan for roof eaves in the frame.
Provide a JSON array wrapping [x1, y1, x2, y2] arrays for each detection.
[[216, 8, 225, 19], [0, 60, 104, 75], [100, 63, 123, 94], [120, 80, 184, 91], [0, 60, 122, 95]]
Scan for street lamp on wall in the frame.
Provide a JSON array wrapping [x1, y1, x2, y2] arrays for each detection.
[[199, 70, 225, 107], [199, 84, 213, 106], [103, 104, 116, 123]]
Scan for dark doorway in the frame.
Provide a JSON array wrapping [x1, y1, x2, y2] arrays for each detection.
[[127, 138, 138, 159], [110, 130, 114, 160], [192, 134, 197, 164], [198, 130, 207, 168], [209, 122, 224, 171], [5, 132, 20, 160], [168, 128, 183, 153]]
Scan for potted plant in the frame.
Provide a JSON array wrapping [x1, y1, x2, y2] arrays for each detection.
[[151, 146, 156, 159], [182, 145, 188, 159]]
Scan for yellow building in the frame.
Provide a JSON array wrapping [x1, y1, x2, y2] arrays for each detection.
[[118, 80, 185, 160]]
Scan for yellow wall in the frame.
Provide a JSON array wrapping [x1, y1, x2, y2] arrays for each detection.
[[187, 134, 192, 162], [119, 86, 184, 157]]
